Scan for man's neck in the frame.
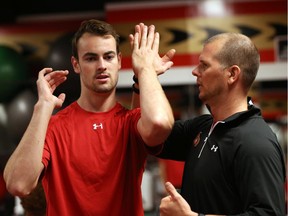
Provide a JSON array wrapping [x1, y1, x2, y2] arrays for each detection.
[[209, 96, 248, 122]]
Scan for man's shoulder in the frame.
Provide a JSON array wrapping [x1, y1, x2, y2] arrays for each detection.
[[181, 114, 213, 127], [49, 102, 77, 122]]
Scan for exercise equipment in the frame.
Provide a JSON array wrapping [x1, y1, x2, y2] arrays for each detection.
[[6, 89, 37, 144], [45, 32, 80, 106], [0, 45, 29, 102]]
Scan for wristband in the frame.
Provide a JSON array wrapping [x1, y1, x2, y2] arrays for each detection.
[[132, 83, 140, 94], [198, 214, 205, 216], [132, 75, 139, 84]]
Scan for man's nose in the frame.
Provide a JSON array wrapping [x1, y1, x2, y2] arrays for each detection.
[[192, 66, 199, 76], [98, 58, 107, 71]]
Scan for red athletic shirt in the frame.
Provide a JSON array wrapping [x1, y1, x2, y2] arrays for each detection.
[[42, 102, 149, 216], [158, 159, 185, 189]]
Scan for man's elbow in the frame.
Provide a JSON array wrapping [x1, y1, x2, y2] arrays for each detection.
[[145, 116, 174, 146], [4, 177, 35, 197]]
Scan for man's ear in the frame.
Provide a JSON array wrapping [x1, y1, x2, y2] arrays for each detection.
[[71, 56, 80, 74], [227, 65, 241, 84], [118, 52, 122, 70]]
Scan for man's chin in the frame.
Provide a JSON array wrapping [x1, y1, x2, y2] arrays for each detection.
[[198, 94, 205, 102]]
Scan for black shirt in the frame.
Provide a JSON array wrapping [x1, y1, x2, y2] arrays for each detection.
[[158, 104, 286, 216]]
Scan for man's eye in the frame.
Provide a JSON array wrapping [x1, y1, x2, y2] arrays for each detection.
[[105, 55, 114, 61], [86, 57, 96, 61], [200, 64, 207, 70]]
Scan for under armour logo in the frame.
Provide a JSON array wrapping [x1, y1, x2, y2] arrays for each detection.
[[93, 123, 103, 130], [211, 145, 218, 152]]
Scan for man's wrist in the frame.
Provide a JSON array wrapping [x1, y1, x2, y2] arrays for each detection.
[[132, 75, 138, 84], [132, 83, 139, 94], [132, 75, 139, 94]]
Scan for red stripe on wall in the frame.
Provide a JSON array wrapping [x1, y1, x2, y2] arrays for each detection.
[[107, 0, 286, 23], [260, 49, 276, 62], [121, 54, 199, 69]]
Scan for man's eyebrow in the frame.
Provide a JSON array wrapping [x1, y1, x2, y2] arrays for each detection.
[[83, 52, 98, 57], [82, 50, 116, 58], [199, 59, 205, 64], [87, 51, 116, 55], [104, 50, 117, 55]]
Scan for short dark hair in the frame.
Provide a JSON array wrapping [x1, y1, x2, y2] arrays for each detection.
[[72, 19, 120, 60]]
